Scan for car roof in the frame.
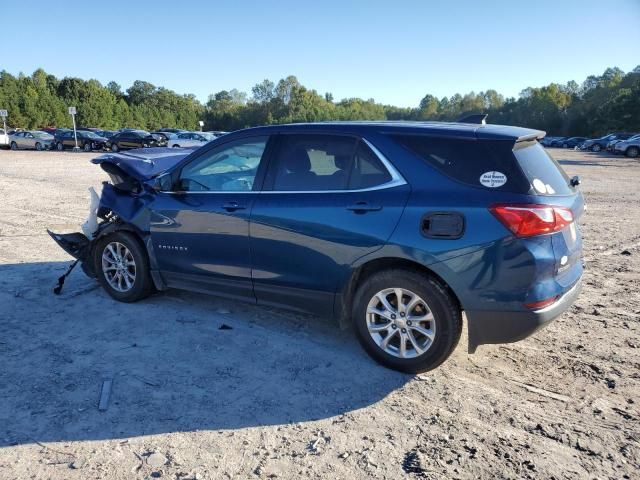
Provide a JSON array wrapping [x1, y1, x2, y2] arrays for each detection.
[[228, 121, 544, 142]]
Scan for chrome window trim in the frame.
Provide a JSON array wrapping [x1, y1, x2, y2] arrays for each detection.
[[165, 137, 407, 195]]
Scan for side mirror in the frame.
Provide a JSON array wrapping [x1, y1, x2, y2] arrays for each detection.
[[153, 172, 174, 192]]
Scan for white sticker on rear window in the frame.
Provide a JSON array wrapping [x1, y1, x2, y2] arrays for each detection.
[[479, 171, 507, 188]]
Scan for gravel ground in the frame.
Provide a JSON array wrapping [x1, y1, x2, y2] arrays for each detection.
[[0, 148, 638, 480]]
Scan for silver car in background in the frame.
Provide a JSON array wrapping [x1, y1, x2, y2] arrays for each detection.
[[168, 131, 216, 148], [614, 134, 640, 158], [9, 130, 54, 150]]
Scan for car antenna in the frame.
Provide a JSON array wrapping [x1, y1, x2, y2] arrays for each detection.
[[456, 113, 488, 125]]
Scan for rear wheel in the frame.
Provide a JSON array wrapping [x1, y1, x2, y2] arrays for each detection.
[[83, 142, 92, 152], [10, 141, 17, 150], [94, 231, 153, 302], [35, 142, 43, 151], [352, 269, 462, 373], [627, 146, 640, 158], [111, 143, 119, 152], [56, 142, 64, 151], [591, 144, 602, 152]]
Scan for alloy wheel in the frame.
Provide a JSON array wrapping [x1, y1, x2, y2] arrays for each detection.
[[101, 241, 136, 292], [366, 287, 436, 359]]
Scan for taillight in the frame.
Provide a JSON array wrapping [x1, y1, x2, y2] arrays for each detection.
[[490, 204, 573, 238]]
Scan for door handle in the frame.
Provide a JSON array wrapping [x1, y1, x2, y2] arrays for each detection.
[[346, 201, 382, 213], [222, 202, 246, 212]]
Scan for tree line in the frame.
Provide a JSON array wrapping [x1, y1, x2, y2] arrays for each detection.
[[0, 66, 638, 136]]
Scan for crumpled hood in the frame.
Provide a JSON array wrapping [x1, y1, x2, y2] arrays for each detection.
[[91, 147, 193, 181]]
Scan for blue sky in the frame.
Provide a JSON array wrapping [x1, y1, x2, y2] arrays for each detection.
[[4, 0, 639, 107]]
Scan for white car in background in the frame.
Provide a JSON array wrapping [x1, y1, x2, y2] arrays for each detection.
[[168, 131, 216, 148], [0, 128, 9, 148]]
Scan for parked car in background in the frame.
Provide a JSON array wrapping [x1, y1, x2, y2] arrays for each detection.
[[49, 121, 584, 372], [581, 133, 635, 152], [106, 130, 159, 152], [606, 133, 637, 152], [55, 130, 108, 151], [168, 131, 216, 148], [9, 130, 54, 150], [0, 128, 9, 148], [206, 130, 229, 137], [96, 130, 117, 139], [151, 131, 177, 144], [548, 137, 566, 147], [150, 133, 168, 146], [614, 135, 640, 158], [561, 137, 587, 149], [540, 136, 564, 147], [40, 127, 57, 135]]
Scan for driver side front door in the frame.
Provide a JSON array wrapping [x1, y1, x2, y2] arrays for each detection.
[[149, 135, 272, 301]]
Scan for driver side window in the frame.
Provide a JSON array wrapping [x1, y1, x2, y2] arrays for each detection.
[[178, 136, 268, 192]]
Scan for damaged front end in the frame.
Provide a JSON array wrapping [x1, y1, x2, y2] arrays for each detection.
[[48, 148, 189, 293]]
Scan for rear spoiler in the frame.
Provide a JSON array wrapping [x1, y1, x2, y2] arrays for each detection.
[[456, 113, 488, 125], [516, 131, 546, 143]]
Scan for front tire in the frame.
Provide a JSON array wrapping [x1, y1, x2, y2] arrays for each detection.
[[35, 142, 43, 151], [352, 269, 462, 373], [626, 146, 639, 158], [94, 231, 153, 302], [56, 142, 64, 151], [10, 141, 17, 150], [591, 144, 602, 152], [111, 143, 119, 152], [83, 142, 92, 152]]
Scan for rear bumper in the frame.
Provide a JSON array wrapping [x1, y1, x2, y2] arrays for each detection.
[[466, 278, 582, 353]]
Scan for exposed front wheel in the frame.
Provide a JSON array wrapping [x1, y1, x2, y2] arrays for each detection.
[[626, 146, 639, 158], [352, 269, 462, 373], [94, 231, 153, 302]]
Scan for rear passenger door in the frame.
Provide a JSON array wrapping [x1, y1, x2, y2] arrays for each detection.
[[250, 133, 410, 316]]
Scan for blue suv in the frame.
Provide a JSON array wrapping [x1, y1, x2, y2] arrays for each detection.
[[49, 121, 584, 372]]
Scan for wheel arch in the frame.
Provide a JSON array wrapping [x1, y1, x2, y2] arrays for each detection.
[[89, 221, 166, 291], [335, 256, 463, 330]]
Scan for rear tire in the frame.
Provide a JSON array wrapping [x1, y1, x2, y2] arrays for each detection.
[[35, 142, 43, 151], [83, 142, 92, 152], [626, 146, 639, 158], [111, 143, 119, 152], [591, 144, 602, 152], [94, 231, 153, 302], [352, 269, 462, 373], [10, 141, 17, 150], [56, 142, 64, 151]]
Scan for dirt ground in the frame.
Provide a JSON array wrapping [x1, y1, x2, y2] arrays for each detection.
[[0, 147, 638, 480]]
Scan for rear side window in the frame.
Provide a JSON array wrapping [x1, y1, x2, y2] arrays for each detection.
[[514, 141, 573, 195], [267, 134, 394, 191], [270, 134, 357, 191], [349, 142, 392, 189], [391, 135, 530, 193]]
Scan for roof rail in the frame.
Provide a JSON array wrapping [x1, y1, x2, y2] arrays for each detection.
[[456, 113, 488, 125]]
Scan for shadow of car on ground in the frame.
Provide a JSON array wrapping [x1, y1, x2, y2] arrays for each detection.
[[0, 261, 411, 447]]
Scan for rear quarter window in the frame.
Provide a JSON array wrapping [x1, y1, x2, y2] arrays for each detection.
[[391, 135, 530, 193]]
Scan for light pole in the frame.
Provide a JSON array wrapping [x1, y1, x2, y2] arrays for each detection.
[[69, 106, 79, 150]]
